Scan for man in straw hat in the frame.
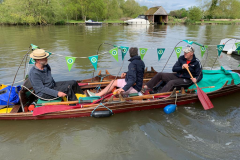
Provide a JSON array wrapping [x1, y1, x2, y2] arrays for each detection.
[[29, 49, 83, 101], [143, 45, 203, 93]]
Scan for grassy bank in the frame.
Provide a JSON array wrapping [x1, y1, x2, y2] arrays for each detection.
[[195, 20, 240, 24]]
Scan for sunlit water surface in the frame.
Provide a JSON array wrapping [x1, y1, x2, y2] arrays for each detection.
[[0, 25, 240, 160]]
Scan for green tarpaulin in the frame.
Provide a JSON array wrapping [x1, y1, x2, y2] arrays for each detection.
[[188, 66, 240, 93]]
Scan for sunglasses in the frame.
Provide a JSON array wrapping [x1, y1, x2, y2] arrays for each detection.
[[187, 45, 194, 52]]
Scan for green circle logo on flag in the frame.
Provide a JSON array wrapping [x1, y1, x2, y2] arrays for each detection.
[[218, 46, 223, 51], [158, 50, 163, 54], [177, 48, 181, 53], [67, 58, 74, 64], [141, 50, 145, 54], [201, 47, 206, 51], [31, 58, 35, 63], [122, 48, 126, 53], [91, 57, 97, 63], [112, 50, 117, 55]]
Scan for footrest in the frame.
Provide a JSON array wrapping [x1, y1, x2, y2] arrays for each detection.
[[128, 93, 139, 97], [79, 96, 101, 103]]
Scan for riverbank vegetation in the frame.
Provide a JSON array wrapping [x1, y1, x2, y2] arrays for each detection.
[[169, 0, 240, 24], [0, 0, 147, 25], [1, 0, 240, 25]]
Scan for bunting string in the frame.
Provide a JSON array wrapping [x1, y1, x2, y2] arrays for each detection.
[[27, 39, 240, 73]]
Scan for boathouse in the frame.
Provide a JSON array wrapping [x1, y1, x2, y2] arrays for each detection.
[[145, 6, 168, 24]]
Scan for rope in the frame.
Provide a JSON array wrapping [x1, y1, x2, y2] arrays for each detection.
[[21, 85, 60, 101], [95, 76, 108, 93]]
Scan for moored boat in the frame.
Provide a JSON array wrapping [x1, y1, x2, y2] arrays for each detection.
[[220, 38, 240, 55], [85, 19, 102, 26]]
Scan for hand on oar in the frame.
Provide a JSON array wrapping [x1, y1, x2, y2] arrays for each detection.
[[186, 67, 214, 110]]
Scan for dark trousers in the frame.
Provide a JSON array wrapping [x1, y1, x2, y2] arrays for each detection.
[[42, 80, 83, 101], [146, 73, 193, 93]]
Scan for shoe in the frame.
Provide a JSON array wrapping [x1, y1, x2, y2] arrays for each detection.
[[87, 90, 96, 97]]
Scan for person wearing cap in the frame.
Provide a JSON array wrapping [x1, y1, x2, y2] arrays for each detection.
[[29, 49, 83, 101], [143, 45, 203, 93]]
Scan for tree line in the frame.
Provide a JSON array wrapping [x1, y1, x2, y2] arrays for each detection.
[[0, 0, 148, 25], [169, 0, 240, 21]]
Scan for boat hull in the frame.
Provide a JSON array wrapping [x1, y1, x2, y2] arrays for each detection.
[[85, 22, 102, 26], [1, 83, 239, 120]]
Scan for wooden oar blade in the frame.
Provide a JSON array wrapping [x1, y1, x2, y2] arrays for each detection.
[[197, 87, 214, 110]]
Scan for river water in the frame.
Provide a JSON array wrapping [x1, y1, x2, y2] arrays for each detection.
[[0, 24, 240, 160]]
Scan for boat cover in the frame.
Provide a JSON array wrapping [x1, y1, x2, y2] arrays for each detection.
[[188, 66, 240, 93], [220, 38, 240, 51]]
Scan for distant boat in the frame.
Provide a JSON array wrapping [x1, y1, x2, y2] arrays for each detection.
[[124, 15, 150, 25], [220, 38, 240, 55], [85, 20, 102, 26]]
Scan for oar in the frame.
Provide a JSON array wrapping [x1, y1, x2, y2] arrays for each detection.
[[186, 67, 214, 110], [110, 86, 215, 101], [79, 79, 151, 86], [33, 94, 113, 116]]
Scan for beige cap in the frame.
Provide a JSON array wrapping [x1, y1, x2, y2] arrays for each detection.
[[183, 45, 195, 53], [30, 49, 49, 59]]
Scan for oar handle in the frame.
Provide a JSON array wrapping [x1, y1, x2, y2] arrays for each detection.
[[185, 67, 198, 87]]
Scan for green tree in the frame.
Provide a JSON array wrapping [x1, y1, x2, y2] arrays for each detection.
[[188, 6, 203, 21], [87, 0, 107, 20], [169, 8, 188, 18]]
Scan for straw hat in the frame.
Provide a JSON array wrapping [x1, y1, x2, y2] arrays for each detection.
[[30, 49, 49, 59]]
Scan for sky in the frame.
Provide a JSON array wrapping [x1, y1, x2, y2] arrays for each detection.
[[136, 0, 200, 13]]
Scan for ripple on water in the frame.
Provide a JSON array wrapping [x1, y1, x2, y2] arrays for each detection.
[[140, 105, 240, 160]]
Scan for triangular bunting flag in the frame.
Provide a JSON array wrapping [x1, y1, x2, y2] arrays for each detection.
[[88, 55, 98, 70], [65, 57, 76, 71], [109, 47, 119, 62], [174, 47, 182, 58], [46, 51, 52, 57], [29, 58, 35, 64], [217, 45, 225, 56], [29, 44, 39, 64], [31, 44, 39, 50], [235, 42, 240, 50], [157, 48, 165, 61], [237, 50, 240, 55], [183, 40, 193, 45], [200, 46, 208, 57], [139, 48, 148, 60], [120, 46, 129, 60]]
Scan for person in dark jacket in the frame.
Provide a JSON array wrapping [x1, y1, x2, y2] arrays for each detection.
[[29, 49, 83, 101], [87, 47, 145, 97], [144, 45, 202, 93]]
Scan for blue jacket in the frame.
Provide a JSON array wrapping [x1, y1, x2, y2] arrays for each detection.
[[29, 64, 58, 97], [123, 56, 145, 92], [172, 55, 203, 82]]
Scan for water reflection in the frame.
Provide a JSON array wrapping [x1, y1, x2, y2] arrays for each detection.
[[1, 25, 240, 160]]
